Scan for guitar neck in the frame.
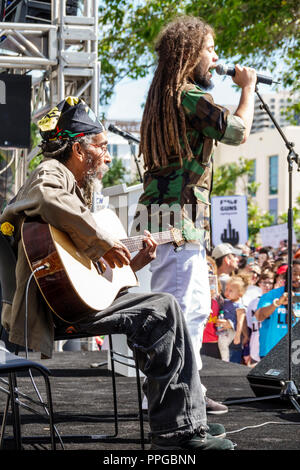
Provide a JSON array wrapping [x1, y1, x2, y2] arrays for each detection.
[[120, 231, 174, 253]]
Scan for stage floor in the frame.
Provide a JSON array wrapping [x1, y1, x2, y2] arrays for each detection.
[[1, 349, 300, 452]]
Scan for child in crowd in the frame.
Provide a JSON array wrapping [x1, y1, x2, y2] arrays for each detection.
[[246, 271, 275, 366], [241, 263, 261, 309], [201, 293, 221, 359], [216, 275, 249, 363], [201, 257, 222, 359]]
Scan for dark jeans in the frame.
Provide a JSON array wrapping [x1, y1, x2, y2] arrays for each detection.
[[76, 291, 206, 436], [229, 341, 242, 364]]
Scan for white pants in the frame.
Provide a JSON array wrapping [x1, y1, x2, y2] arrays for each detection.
[[218, 330, 235, 362], [150, 243, 211, 371]]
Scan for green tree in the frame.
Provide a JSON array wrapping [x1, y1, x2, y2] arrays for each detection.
[[247, 198, 274, 243], [102, 156, 129, 187], [278, 194, 300, 241], [212, 157, 256, 197], [28, 122, 43, 173], [98, 0, 300, 116]]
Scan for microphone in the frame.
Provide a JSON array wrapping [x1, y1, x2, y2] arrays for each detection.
[[215, 64, 279, 85], [108, 124, 140, 144]]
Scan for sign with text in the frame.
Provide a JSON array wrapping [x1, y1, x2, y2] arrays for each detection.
[[0, 74, 31, 148], [211, 195, 248, 247], [260, 223, 296, 248]]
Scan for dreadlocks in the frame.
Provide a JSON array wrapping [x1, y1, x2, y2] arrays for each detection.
[[40, 134, 96, 163], [140, 16, 214, 170]]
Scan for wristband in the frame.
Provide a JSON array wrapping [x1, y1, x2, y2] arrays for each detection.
[[273, 298, 280, 308]]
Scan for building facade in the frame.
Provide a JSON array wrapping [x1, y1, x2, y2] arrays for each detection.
[[106, 120, 141, 183], [251, 90, 299, 134], [104, 106, 300, 228], [213, 126, 300, 223]]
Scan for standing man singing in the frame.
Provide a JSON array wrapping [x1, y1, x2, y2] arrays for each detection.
[[134, 15, 256, 413]]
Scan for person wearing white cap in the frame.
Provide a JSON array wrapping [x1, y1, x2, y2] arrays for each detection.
[[212, 243, 241, 294]]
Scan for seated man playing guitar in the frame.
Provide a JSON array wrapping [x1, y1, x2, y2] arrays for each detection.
[[0, 97, 233, 451]]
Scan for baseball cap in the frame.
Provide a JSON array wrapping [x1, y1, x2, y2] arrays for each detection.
[[276, 264, 288, 275], [211, 243, 242, 260]]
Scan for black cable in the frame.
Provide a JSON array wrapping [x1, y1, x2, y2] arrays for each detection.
[[24, 266, 65, 449]]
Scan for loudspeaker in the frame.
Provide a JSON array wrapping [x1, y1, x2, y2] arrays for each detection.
[[0, 74, 31, 148], [0, 0, 78, 23], [247, 321, 300, 396]]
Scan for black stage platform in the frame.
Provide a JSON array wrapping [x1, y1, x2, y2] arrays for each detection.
[[1, 349, 300, 452]]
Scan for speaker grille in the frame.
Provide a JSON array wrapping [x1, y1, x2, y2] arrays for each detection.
[[247, 321, 300, 397]]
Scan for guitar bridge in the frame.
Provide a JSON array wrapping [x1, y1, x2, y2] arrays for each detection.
[[94, 259, 107, 275]]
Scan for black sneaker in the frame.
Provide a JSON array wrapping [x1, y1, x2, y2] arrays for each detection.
[[207, 423, 226, 438], [206, 397, 229, 415], [151, 428, 234, 451]]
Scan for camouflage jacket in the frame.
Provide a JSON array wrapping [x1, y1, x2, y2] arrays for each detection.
[[134, 82, 246, 249]]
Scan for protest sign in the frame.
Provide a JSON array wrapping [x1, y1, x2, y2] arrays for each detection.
[[211, 195, 248, 246]]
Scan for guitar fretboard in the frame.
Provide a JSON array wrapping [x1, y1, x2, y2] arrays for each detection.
[[120, 231, 174, 253]]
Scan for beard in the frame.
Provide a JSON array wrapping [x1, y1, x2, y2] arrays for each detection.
[[81, 151, 110, 207], [192, 63, 214, 90]]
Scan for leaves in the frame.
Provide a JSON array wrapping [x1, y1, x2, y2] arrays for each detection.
[[212, 157, 254, 196], [98, 0, 184, 104], [98, 0, 300, 108], [278, 205, 300, 241], [102, 156, 129, 187]]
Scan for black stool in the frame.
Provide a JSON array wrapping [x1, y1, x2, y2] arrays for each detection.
[[0, 342, 56, 450]]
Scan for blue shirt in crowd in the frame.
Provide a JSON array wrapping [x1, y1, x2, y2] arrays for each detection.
[[257, 286, 300, 357], [223, 299, 244, 330]]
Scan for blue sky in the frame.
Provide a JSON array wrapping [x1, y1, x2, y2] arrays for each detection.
[[104, 70, 275, 121]]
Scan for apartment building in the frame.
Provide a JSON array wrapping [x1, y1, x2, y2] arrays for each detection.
[[251, 90, 299, 134], [105, 120, 141, 182], [213, 126, 300, 222], [104, 107, 300, 225]]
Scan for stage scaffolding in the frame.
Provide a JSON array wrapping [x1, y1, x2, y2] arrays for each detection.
[[0, 0, 100, 194]]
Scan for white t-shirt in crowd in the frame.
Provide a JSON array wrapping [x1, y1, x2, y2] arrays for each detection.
[[246, 295, 262, 362]]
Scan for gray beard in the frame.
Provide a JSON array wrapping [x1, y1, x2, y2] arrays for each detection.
[[81, 162, 109, 207]]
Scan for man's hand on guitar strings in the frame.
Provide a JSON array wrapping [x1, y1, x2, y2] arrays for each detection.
[[130, 230, 158, 272], [102, 241, 131, 269]]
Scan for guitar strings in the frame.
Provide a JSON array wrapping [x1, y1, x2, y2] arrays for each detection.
[[120, 231, 174, 252]]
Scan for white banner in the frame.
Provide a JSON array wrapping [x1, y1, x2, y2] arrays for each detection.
[[211, 195, 248, 247], [259, 223, 296, 248]]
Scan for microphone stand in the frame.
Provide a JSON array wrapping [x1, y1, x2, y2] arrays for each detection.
[[108, 125, 143, 183], [225, 85, 300, 413], [128, 138, 143, 184]]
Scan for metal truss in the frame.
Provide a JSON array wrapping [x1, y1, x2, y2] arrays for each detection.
[[0, 0, 100, 193]]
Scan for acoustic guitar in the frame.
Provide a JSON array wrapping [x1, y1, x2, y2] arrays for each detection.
[[21, 208, 184, 324]]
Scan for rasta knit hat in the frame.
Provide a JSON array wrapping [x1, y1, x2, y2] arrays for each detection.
[[37, 96, 104, 142]]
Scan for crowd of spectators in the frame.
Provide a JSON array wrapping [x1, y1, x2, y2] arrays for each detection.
[[201, 240, 300, 366]]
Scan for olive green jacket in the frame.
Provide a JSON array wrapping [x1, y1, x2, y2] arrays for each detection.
[[0, 158, 116, 357], [134, 83, 245, 249]]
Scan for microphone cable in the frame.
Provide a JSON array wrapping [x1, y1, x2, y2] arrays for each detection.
[[24, 265, 65, 450]]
